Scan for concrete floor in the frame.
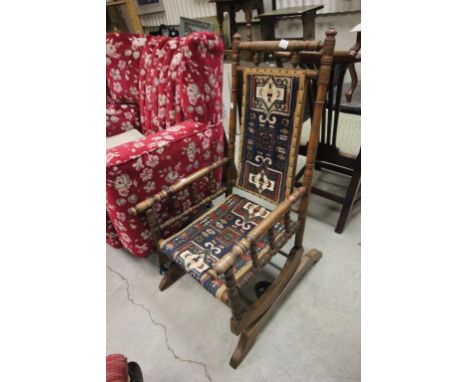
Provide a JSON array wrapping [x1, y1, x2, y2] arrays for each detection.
[[107, 170, 361, 382]]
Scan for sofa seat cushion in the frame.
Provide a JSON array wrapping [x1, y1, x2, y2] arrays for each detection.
[[106, 129, 145, 150], [161, 194, 285, 300], [107, 102, 141, 137]]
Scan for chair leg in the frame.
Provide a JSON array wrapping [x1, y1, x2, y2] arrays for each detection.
[[157, 252, 171, 275], [335, 152, 361, 234], [229, 249, 322, 368], [230, 330, 257, 369], [159, 262, 186, 291]]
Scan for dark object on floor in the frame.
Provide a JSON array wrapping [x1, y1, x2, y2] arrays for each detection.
[[254, 281, 271, 298], [128, 361, 144, 382]]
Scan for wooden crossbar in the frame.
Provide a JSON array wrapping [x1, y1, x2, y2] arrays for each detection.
[[237, 65, 318, 78], [238, 40, 323, 52], [129, 157, 229, 216]]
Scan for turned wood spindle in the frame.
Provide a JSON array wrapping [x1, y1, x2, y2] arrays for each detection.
[[189, 183, 200, 218], [224, 267, 243, 320], [171, 193, 182, 215], [227, 33, 241, 195], [284, 211, 291, 233], [295, 28, 336, 247], [208, 171, 217, 194], [189, 183, 200, 205], [268, 227, 276, 249], [253, 51, 261, 66], [291, 51, 300, 68], [250, 240, 258, 268], [146, 208, 161, 251]]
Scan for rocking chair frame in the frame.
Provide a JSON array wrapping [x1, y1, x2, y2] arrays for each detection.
[[129, 29, 337, 368]]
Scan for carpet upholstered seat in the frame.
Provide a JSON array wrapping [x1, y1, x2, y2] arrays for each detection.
[[161, 194, 285, 300]]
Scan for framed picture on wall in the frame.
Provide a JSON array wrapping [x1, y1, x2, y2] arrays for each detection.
[[136, 0, 164, 15], [179, 17, 214, 37]]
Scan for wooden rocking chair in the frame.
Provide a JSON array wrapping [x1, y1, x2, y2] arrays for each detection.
[[129, 29, 336, 368]]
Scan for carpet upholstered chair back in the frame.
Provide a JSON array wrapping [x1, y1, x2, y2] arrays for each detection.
[[106, 32, 225, 257]]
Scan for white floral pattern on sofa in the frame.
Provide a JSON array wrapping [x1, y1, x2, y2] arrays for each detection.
[[106, 32, 224, 257]]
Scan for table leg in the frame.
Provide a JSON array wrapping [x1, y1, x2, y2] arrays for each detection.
[[216, 4, 225, 41], [302, 12, 316, 40], [229, 6, 237, 35], [245, 6, 253, 43], [245, 5, 254, 60]]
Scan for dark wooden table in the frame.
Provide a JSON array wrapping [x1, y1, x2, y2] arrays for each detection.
[[210, 0, 264, 47], [258, 5, 324, 40]]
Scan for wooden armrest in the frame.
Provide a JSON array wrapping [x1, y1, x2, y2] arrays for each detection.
[[128, 157, 229, 216], [209, 187, 305, 276]]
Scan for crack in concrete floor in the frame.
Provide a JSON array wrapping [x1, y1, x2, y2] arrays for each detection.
[[107, 266, 213, 382]]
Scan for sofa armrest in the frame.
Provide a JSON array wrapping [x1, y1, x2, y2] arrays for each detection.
[[106, 120, 220, 167], [106, 120, 224, 257]]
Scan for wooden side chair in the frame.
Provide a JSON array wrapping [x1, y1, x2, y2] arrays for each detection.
[[274, 48, 361, 233], [298, 50, 361, 233], [129, 29, 337, 368]]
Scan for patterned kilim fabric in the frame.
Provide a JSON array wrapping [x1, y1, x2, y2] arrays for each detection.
[[237, 68, 306, 204], [161, 194, 285, 300]]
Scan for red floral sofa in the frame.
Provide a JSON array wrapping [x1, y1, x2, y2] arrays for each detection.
[[106, 32, 224, 257]]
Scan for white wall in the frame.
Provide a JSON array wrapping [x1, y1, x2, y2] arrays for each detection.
[[140, 0, 360, 27], [140, 0, 216, 27], [138, 0, 361, 81]]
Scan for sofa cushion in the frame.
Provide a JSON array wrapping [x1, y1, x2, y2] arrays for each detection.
[[106, 102, 141, 137], [106, 33, 147, 104], [106, 129, 145, 149]]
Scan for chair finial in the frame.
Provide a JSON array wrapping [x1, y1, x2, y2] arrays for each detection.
[[326, 28, 337, 37]]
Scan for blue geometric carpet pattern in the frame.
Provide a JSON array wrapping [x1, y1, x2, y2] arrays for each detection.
[[237, 68, 305, 204], [161, 194, 285, 299]]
